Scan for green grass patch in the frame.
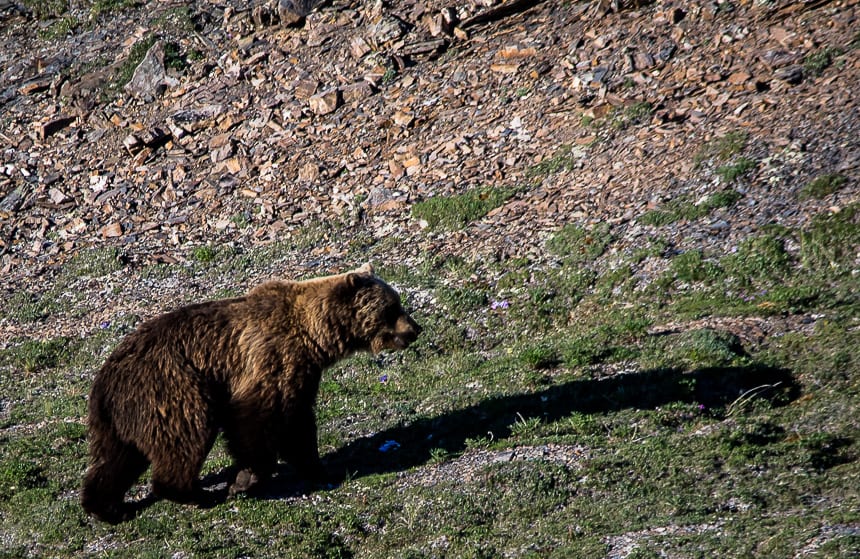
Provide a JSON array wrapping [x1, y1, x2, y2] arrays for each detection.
[[37, 16, 81, 39], [715, 156, 756, 183], [190, 245, 219, 264], [546, 222, 613, 263], [526, 143, 586, 178], [669, 249, 722, 283], [668, 328, 747, 369], [694, 130, 748, 166], [67, 246, 125, 278], [0, 338, 74, 374], [21, 0, 67, 19], [90, 0, 137, 18], [799, 203, 859, 273], [803, 46, 844, 76], [800, 173, 848, 199], [1, 200, 857, 557], [722, 234, 792, 288], [412, 186, 513, 230], [639, 189, 742, 226], [611, 101, 654, 129], [655, 206, 858, 319]]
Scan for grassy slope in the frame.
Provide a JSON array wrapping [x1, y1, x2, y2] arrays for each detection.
[[1, 196, 857, 557]]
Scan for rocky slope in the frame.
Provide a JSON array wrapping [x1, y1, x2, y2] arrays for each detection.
[[1, 0, 858, 341]]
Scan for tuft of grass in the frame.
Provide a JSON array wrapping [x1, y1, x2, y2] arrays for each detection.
[[715, 157, 757, 183], [803, 46, 844, 76], [3, 291, 52, 323], [722, 234, 792, 288], [526, 144, 585, 178], [37, 16, 81, 39], [612, 101, 654, 129], [0, 338, 74, 373], [799, 204, 859, 271], [546, 222, 613, 264], [66, 246, 125, 278], [694, 130, 748, 166], [20, 0, 67, 19], [435, 285, 489, 314], [670, 250, 723, 283], [0, 459, 47, 499], [163, 42, 187, 71], [640, 189, 742, 226], [518, 342, 560, 370], [670, 329, 746, 369], [381, 67, 398, 85], [800, 173, 847, 199], [191, 245, 218, 264], [90, 0, 137, 18], [412, 187, 513, 230]]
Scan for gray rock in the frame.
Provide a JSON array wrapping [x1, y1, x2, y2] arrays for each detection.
[[124, 40, 179, 102], [774, 65, 803, 85]]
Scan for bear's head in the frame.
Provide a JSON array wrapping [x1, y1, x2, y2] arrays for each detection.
[[342, 263, 422, 354]]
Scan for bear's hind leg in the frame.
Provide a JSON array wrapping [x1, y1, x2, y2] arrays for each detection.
[[149, 442, 213, 506], [81, 436, 148, 524]]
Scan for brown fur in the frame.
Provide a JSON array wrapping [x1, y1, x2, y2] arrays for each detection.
[[81, 263, 420, 523]]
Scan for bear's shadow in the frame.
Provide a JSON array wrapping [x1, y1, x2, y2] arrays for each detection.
[[229, 364, 799, 501]]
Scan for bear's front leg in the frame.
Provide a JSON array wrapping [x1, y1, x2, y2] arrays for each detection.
[[223, 405, 278, 496], [281, 405, 329, 483], [228, 468, 269, 496]]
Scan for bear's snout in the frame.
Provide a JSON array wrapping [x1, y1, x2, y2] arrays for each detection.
[[381, 313, 421, 351], [397, 314, 422, 347]]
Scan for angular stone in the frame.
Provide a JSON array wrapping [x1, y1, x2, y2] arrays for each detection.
[[298, 162, 320, 182], [278, 0, 309, 26], [308, 87, 341, 115], [365, 186, 406, 211], [100, 222, 123, 238], [350, 36, 372, 59], [499, 46, 537, 59], [122, 133, 143, 154], [124, 40, 179, 101], [368, 15, 406, 47], [633, 52, 655, 70], [210, 142, 234, 163], [294, 78, 319, 100], [490, 63, 518, 73], [728, 71, 751, 85], [19, 78, 52, 96], [36, 116, 75, 140], [393, 110, 414, 127], [341, 81, 375, 103], [775, 65, 803, 84]]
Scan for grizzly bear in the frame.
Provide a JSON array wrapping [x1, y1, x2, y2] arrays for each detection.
[[81, 263, 420, 523]]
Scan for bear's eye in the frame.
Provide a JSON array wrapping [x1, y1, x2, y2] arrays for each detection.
[[383, 305, 401, 324]]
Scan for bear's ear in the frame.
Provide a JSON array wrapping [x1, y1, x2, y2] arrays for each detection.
[[353, 262, 374, 276], [343, 263, 374, 291]]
